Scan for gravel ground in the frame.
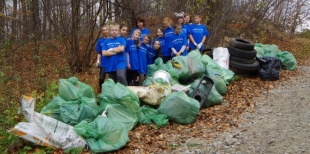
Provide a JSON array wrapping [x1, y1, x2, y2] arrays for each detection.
[[164, 65, 310, 154]]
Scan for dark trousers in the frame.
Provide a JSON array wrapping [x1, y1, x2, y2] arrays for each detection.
[[127, 70, 138, 86], [163, 56, 171, 64], [99, 67, 106, 89], [108, 69, 128, 86]]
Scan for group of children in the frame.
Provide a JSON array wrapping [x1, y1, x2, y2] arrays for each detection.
[[95, 13, 209, 92]]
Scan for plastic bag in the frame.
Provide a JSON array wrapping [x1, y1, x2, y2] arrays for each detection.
[[59, 97, 100, 126], [98, 79, 140, 130], [105, 104, 140, 131], [190, 80, 223, 107], [205, 66, 227, 96], [277, 51, 297, 70], [41, 77, 100, 126], [212, 47, 230, 69], [157, 91, 200, 124], [171, 56, 205, 83], [58, 77, 95, 101], [139, 106, 168, 127], [74, 114, 129, 153], [201, 54, 234, 85], [40, 96, 66, 121], [9, 96, 87, 149], [257, 57, 281, 81]]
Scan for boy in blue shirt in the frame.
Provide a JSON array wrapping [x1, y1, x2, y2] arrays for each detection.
[[102, 23, 128, 86], [189, 15, 209, 51]]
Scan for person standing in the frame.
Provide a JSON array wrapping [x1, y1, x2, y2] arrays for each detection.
[[189, 15, 209, 51], [168, 24, 188, 57], [102, 23, 128, 86], [162, 17, 174, 63], [175, 12, 190, 53], [126, 29, 141, 86], [96, 25, 109, 93], [137, 35, 151, 85], [129, 17, 151, 41]]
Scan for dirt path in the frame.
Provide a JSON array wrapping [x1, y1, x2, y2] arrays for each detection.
[[165, 65, 310, 154]]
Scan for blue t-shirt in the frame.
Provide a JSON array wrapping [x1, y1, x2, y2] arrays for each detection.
[[163, 27, 174, 56], [137, 43, 149, 75], [168, 33, 188, 57], [125, 38, 139, 70], [96, 37, 108, 67], [181, 24, 190, 38], [189, 24, 209, 50], [102, 36, 127, 72], [147, 48, 158, 65], [152, 36, 168, 57], [129, 28, 151, 41]]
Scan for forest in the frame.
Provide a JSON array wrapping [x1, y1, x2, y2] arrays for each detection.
[[1, 0, 310, 153]]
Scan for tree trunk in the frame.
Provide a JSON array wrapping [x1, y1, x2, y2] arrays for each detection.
[[0, 0, 4, 43]]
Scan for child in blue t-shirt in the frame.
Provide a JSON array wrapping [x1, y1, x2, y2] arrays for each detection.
[[168, 24, 188, 57], [102, 23, 128, 86], [96, 25, 109, 93], [126, 29, 141, 86], [137, 35, 151, 85], [189, 15, 209, 51], [152, 28, 166, 58], [147, 40, 162, 65], [119, 23, 128, 40], [162, 17, 174, 63]]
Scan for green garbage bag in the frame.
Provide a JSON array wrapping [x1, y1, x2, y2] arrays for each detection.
[[157, 91, 200, 124], [140, 106, 168, 127], [152, 114, 168, 127], [187, 49, 202, 59], [60, 97, 100, 126], [142, 77, 153, 86], [201, 55, 234, 85], [254, 43, 280, 58], [190, 79, 222, 108], [163, 61, 181, 85], [147, 58, 165, 77], [74, 115, 129, 153], [58, 77, 95, 101], [277, 51, 297, 70], [105, 104, 139, 131], [205, 66, 227, 96], [171, 56, 205, 83], [98, 79, 140, 129], [40, 96, 66, 121]]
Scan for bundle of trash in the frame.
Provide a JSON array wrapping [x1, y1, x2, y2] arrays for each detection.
[[9, 49, 237, 152]]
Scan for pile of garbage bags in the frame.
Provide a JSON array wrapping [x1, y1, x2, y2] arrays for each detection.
[[9, 49, 236, 152], [10, 46, 296, 152], [255, 43, 297, 71]]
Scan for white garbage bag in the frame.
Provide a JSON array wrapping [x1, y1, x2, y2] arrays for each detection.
[[213, 47, 230, 69], [8, 95, 87, 149]]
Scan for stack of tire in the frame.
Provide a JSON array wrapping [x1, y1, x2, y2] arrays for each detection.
[[227, 38, 259, 72]]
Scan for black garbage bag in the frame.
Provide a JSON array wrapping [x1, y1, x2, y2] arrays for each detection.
[[257, 57, 281, 81]]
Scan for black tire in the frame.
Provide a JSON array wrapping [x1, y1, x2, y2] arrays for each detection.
[[227, 45, 257, 59], [230, 38, 254, 50], [230, 56, 255, 64], [229, 59, 259, 71]]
